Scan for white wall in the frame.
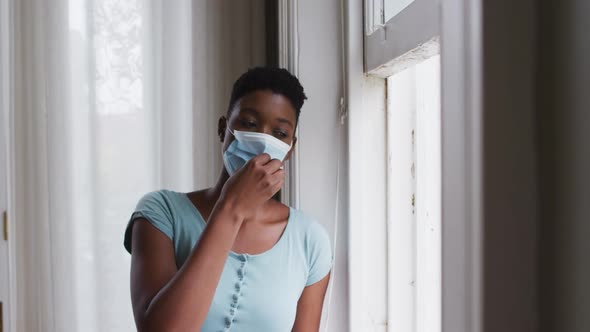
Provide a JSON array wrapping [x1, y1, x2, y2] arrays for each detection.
[[297, 0, 349, 330], [537, 1, 590, 331], [192, 0, 267, 188]]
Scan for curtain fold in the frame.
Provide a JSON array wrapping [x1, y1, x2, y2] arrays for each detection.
[[12, 0, 195, 331], [9, 0, 266, 331], [12, 0, 73, 330]]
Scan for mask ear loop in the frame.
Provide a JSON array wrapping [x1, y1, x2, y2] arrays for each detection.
[[226, 120, 235, 137], [281, 139, 294, 169]]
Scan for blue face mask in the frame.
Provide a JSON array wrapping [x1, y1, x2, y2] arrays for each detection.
[[223, 129, 292, 176]]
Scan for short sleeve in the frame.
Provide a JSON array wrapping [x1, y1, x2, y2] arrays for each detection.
[[305, 221, 334, 286], [123, 190, 174, 254]]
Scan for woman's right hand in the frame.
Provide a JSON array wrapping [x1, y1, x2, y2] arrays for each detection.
[[218, 153, 285, 220]]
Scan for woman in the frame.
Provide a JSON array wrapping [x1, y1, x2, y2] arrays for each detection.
[[123, 67, 333, 331]]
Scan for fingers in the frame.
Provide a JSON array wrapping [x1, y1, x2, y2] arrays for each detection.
[[246, 153, 285, 195], [264, 159, 284, 174], [251, 153, 271, 165], [270, 169, 286, 194], [254, 167, 284, 198], [250, 153, 284, 174]]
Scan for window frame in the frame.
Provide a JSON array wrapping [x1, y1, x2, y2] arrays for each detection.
[[364, 0, 440, 74], [277, 0, 301, 208], [347, 1, 442, 331], [385, 52, 442, 332], [0, 1, 16, 331]]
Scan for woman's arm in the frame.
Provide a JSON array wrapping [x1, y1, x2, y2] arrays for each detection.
[[291, 272, 331, 332], [130, 154, 285, 331], [130, 203, 243, 332]]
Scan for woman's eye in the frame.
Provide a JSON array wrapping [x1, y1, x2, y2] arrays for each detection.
[[274, 131, 288, 138], [240, 119, 257, 128]]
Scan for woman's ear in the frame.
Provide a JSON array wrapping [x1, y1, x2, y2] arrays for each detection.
[[284, 136, 298, 161], [218, 116, 227, 142]]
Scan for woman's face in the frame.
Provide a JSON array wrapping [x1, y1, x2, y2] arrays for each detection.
[[218, 89, 298, 161]]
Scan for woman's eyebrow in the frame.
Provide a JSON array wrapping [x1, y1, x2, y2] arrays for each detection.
[[240, 107, 260, 115], [276, 117, 294, 129], [241, 107, 294, 128]]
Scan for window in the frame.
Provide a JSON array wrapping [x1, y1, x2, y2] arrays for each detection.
[[386, 55, 441, 332], [366, 0, 418, 34], [364, 0, 439, 74], [348, 1, 440, 331]]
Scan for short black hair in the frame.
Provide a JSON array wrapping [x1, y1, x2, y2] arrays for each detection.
[[227, 67, 307, 122]]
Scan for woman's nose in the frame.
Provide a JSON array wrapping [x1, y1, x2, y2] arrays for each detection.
[[256, 126, 273, 136]]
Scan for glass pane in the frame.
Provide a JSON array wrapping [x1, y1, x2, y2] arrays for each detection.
[[386, 54, 441, 332], [385, 0, 416, 22]]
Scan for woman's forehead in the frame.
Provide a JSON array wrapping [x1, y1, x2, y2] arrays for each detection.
[[232, 90, 297, 122]]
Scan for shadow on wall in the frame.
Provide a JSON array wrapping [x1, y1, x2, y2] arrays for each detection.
[[537, 0, 590, 331]]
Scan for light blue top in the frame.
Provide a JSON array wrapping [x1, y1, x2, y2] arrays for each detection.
[[124, 189, 333, 332]]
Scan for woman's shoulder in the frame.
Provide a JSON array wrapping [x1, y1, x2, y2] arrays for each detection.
[[135, 188, 191, 210], [124, 189, 179, 253], [286, 207, 333, 285], [288, 207, 331, 244], [137, 188, 176, 201]]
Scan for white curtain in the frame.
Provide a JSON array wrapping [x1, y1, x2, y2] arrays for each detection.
[[8, 0, 266, 331]]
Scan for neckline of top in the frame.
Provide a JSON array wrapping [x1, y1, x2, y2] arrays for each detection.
[[176, 190, 293, 259]]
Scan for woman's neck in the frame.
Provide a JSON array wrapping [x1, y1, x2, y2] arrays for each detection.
[[206, 169, 230, 203]]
